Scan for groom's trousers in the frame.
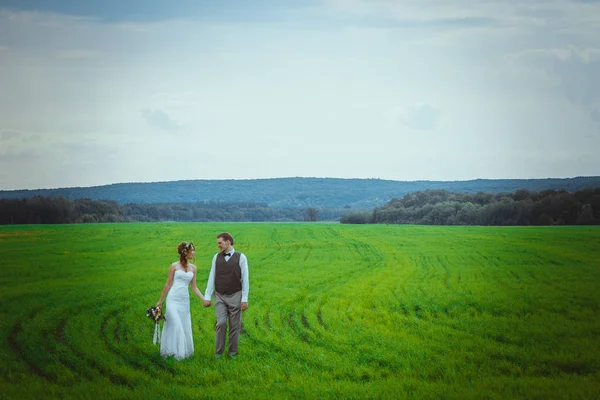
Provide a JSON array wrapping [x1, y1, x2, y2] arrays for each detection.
[[214, 291, 242, 356]]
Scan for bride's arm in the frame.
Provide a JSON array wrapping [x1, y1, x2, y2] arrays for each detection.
[[190, 265, 205, 301], [156, 264, 176, 307]]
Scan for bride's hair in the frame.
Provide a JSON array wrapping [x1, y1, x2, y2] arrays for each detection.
[[177, 242, 194, 271]]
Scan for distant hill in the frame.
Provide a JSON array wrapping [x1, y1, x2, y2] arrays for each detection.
[[1, 177, 599, 209]]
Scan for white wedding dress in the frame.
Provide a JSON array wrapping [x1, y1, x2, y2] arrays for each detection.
[[160, 269, 194, 360]]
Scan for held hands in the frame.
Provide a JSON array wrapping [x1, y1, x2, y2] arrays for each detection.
[[200, 300, 247, 310]]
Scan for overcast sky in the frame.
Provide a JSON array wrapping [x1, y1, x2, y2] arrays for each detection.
[[1, 0, 599, 190]]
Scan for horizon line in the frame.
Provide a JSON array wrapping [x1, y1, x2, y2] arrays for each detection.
[[1, 175, 599, 192]]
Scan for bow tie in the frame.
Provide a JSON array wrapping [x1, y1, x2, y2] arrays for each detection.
[[224, 252, 231, 257]]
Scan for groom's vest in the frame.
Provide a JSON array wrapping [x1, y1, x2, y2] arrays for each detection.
[[215, 252, 242, 295]]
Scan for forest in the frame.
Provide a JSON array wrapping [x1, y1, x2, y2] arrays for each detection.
[[340, 188, 600, 225], [1, 187, 599, 225], [2, 176, 599, 208], [0, 197, 346, 224]]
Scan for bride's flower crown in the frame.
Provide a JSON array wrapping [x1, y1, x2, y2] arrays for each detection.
[[180, 242, 194, 255]]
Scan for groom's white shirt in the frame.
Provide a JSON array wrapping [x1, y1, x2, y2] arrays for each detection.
[[204, 247, 250, 302]]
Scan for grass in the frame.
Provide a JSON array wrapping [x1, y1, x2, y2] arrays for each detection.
[[0, 223, 599, 399]]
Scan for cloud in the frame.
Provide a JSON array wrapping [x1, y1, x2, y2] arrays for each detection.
[[0, 129, 33, 156], [0, 129, 22, 140], [0, 127, 129, 189], [0, 1, 318, 23], [590, 108, 600, 125], [58, 49, 100, 59], [325, 1, 523, 26], [505, 47, 600, 114], [511, 47, 600, 64], [324, 0, 600, 52], [142, 108, 180, 132], [399, 103, 441, 131]]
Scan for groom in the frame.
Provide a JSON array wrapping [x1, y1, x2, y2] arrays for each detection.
[[203, 232, 250, 358]]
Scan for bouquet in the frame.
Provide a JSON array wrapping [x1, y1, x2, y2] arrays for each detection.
[[146, 305, 166, 322], [146, 305, 166, 345]]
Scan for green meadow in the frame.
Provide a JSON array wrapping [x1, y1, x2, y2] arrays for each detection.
[[0, 223, 599, 399]]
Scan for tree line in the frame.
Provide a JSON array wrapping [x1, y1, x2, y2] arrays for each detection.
[[3, 188, 599, 225], [3, 176, 599, 208], [0, 196, 351, 224], [340, 188, 600, 225]]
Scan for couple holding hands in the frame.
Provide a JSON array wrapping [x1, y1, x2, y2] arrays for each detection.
[[156, 232, 249, 360]]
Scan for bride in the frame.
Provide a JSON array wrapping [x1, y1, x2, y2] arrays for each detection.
[[156, 241, 205, 360]]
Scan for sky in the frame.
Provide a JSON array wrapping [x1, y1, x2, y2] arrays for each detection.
[[0, 0, 599, 190]]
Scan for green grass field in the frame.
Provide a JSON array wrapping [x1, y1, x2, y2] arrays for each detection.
[[0, 223, 599, 399]]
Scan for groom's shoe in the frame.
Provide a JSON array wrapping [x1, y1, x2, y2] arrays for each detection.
[[215, 354, 224, 359], [228, 353, 238, 359]]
